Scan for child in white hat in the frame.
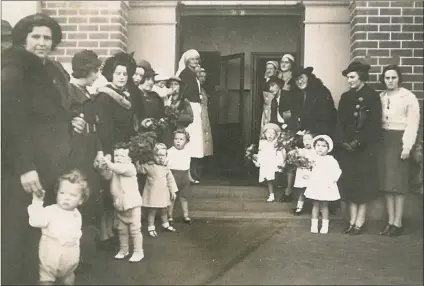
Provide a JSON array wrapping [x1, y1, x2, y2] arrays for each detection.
[[303, 135, 341, 234], [254, 123, 285, 202]]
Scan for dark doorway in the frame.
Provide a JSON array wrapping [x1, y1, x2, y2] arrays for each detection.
[[251, 52, 298, 143]]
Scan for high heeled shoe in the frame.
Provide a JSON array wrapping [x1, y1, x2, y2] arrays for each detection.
[[388, 225, 404, 237], [379, 224, 393, 236], [349, 225, 364, 236], [342, 224, 354, 234]]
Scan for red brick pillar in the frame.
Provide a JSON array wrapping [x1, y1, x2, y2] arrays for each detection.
[[349, 0, 423, 100], [42, 1, 129, 64]]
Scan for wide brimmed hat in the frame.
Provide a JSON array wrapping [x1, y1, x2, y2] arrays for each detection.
[[136, 59, 152, 71], [292, 66, 314, 78], [312, 135, 334, 152], [2, 20, 12, 36], [342, 61, 371, 77], [263, 123, 281, 134], [154, 71, 170, 82], [167, 76, 182, 83], [102, 52, 137, 82], [268, 75, 285, 87]]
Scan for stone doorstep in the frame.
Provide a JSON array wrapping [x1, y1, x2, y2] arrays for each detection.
[[184, 185, 423, 223]]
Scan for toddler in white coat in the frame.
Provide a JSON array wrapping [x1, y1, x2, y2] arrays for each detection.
[[304, 135, 342, 234]]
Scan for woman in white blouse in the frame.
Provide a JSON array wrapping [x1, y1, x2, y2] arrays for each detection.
[[378, 65, 421, 237]]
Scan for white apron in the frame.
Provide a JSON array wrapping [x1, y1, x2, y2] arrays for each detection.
[[185, 102, 204, 158]]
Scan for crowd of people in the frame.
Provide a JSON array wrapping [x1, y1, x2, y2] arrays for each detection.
[[255, 54, 421, 237], [1, 12, 422, 286], [1, 14, 213, 285]]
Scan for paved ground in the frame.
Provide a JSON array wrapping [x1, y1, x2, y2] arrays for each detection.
[[76, 217, 423, 285]]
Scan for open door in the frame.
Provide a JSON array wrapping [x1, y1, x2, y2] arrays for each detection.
[[213, 53, 245, 179]]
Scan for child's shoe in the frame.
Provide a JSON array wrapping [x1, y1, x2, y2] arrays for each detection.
[[148, 226, 158, 237], [266, 193, 275, 202], [114, 251, 129, 259], [320, 219, 329, 234], [310, 219, 319, 233], [162, 222, 176, 232], [129, 252, 144, 263]]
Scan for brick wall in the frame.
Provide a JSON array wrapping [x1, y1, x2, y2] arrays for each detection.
[[42, 1, 129, 64], [350, 0, 423, 101]]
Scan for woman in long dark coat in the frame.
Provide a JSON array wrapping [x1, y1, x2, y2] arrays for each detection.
[[1, 14, 86, 284], [162, 76, 194, 148], [292, 67, 337, 136], [335, 61, 382, 235], [95, 52, 137, 250], [290, 67, 337, 215]]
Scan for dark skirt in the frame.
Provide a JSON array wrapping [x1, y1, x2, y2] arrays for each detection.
[[171, 169, 190, 198], [336, 142, 381, 204], [379, 130, 410, 194], [68, 133, 103, 226]]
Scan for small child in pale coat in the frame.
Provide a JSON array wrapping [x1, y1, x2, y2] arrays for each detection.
[[303, 135, 342, 234], [137, 143, 178, 237], [254, 123, 285, 202], [98, 143, 144, 262], [28, 170, 89, 286]]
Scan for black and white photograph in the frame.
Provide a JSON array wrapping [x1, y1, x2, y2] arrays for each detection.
[[1, 0, 423, 285]]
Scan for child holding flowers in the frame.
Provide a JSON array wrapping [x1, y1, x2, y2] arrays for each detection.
[[303, 135, 341, 234], [254, 123, 285, 202], [137, 143, 178, 237], [292, 131, 315, 215]]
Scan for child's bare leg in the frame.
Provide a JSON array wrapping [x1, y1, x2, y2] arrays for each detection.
[[160, 208, 176, 231], [61, 272, 75, 286], [147, 208, 158, 237], [266, 181, 275, 202], [310, 200, 320, 233], [167, 198, 175, 221], [115, 214, 130, 258], [321, 201, 329, 220], [320, 201, 330, 234], [294, 188, 305, 214], [180, 197, 190, 219], [129, 207, 144, 262]]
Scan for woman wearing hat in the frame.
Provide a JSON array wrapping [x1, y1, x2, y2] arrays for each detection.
[[291, 67, 337, 136], [177, 49, 204, 183], [1, 13, 86, 284], [94, 52, 138, 250], [378, 65, 420, 237], [162, 76, 194, 148], [335, 61, 382, 235], [132, 67, 165, 135], [133, 59, 153, 86], [260, 61, 281, 139], [280, 54, 296, 92]]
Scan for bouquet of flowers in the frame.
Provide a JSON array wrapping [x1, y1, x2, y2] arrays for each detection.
[[141, 105, 181, 133], [126, 131, 157, 164], [274, 128, 296, 153], [286, 148, 314, 170], [244, 144, 258, 164]]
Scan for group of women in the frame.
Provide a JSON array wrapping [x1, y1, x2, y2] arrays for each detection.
[[259, 54, 421, 236], [1, 13, 212, 285]]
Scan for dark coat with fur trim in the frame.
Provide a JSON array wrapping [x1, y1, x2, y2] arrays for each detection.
[[1, 47, 73, 201]]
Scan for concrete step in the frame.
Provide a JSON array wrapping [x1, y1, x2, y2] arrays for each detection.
[[182, 185, 423, 223]]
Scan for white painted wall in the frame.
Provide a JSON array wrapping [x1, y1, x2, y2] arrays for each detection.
[[303, 4, 351, 108]]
